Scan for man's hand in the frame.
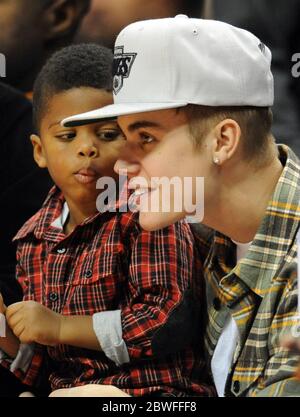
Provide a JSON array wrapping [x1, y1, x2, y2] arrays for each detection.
[[0, 293, 6, 314], [281, 335, 300, 379], [49, 385, 131, 397], [6, 301, 62, 346], [282, 336, 300, 352]]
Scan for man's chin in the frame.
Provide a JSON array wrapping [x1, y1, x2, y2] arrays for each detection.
[[138, 211, 186, 231]]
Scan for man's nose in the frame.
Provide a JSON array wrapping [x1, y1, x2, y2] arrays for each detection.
[[114, 159, 141, 176], [114, 141, 142, 176]]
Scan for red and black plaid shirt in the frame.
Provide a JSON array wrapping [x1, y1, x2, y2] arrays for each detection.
[[3, 186, 214, 396]]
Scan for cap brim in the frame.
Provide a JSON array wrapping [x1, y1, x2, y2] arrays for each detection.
[[62, 101, 187, 127]]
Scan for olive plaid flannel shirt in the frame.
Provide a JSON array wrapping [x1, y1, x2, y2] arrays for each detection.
[[197, 145, 300, 397]]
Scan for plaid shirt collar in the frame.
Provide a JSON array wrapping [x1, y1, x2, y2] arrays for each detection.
[[206, 145, 300, 302], [13, 185, 130, 242]]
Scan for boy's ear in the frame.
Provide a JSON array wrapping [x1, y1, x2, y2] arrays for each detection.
[[30, 134, 47, 168], [42, 0, 91, 42]]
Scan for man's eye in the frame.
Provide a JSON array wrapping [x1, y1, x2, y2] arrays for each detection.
[[55, 132, 76, 141], [140, 133, 155, 144], [97, 129, 123, 141]]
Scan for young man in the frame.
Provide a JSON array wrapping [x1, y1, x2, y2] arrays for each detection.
[[0, 44, 213, 397], [60, 16, 300, 397]]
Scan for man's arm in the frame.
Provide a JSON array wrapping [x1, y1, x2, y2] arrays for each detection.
[[50, 385, 130, 397]]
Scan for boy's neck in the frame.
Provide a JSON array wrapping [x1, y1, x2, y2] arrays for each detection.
[[204, 155, 284, 243], [64, 199, 98, 235]]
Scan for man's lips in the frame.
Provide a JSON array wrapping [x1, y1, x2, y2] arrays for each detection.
[[128, 183, 157, 211], [128, 179, 155, 193], [74, 168, 99, 185]]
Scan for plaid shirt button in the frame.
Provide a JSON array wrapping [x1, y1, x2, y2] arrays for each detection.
[[57, 248, 66, 254], [49, 292, 59, 302], [85, 270, 93, 278], [233, 380, 240, 394], [213, 297, 221, 311]]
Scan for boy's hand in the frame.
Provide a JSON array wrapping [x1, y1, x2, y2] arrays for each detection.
[[0, 293, 6, 314], [6, 301, 62, 346]]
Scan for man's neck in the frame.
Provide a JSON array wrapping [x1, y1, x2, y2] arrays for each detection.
[[204, 155, 284, 243]]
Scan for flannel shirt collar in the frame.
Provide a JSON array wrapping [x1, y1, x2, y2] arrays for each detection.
[[14, 186, 65, 241], [14, 183, 131, 242], [207, 145, 300, 300]]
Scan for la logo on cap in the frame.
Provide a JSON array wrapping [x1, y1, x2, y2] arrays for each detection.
[[113, 46, 137, 94]]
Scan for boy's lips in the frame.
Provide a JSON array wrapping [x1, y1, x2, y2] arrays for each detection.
[[74, 168, 99, 185]]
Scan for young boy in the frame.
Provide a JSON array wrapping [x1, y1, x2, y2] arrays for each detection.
[[60, 16, 300, 397], [0, 0, 90, 356], [0, 44, 214, 397]]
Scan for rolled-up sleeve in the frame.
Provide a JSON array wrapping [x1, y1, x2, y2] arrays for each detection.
[[93, 310, 130, 366]]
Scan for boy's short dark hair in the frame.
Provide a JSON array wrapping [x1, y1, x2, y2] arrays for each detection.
[[33, 43, 113, 132]]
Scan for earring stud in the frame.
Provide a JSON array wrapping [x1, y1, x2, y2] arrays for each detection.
[[213, 157, 220, 165]]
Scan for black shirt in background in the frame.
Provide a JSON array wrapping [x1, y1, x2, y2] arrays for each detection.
[[0, 82, 52, 305]]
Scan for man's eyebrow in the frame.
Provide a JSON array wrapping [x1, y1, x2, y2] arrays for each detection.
[[127, 121, 162, 132]]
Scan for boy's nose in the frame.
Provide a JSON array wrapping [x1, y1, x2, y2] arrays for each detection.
[[78, 143, 99, 159]]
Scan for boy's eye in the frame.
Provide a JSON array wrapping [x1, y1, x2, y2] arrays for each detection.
[[55, 132, 76, 141], [97, 129, 124, 141]]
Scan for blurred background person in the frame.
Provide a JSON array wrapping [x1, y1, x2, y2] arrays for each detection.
[[76, 0, 204, 49], [204, 0, 300, 156], [0, 0, 91, 95], [0, 83, 41, 306]]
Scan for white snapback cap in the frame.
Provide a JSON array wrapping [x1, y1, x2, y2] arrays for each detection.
[[63, 15, 274, 127]]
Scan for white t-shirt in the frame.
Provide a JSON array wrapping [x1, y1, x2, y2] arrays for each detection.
[[211, 239, 251, 397]]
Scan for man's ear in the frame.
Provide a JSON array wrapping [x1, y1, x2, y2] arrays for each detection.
[[211, 119, 241, 165], [30, 134, 47, 168], [42, 0, 91, 43]]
